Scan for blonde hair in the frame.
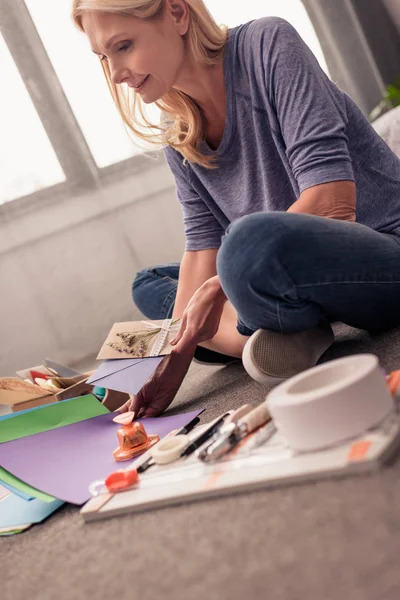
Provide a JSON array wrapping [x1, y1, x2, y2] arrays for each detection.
[[72, 0, 228, 168]]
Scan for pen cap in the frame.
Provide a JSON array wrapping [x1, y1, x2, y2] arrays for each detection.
[[238, 400, 270, 433]]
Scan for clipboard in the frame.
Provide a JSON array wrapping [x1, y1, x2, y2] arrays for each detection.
[[81, 413, 400, 523]]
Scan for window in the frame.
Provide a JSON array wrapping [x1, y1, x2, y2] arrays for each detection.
[[1, 0, 328, 206], [25, 0, 143, 168], [0, 33, 65, 205]]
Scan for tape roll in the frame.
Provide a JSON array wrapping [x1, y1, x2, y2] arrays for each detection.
[[266, 354, 395, 452], [150, 435, 189, 465]]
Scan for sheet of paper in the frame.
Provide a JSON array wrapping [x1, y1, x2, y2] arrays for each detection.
[[0, 396, 107, 503], [0, 404, 56, 502], [0, 480, 34, 501], [0, 526, 31, 535], [44, 359, 81, 377], [0, 525, 32, 535], [0, 488, 63, 528], [97, 320, 180, 360], [0, 484, 8, 501], [0, 401, 61, 421], [86, 356, 164, 395], [89, 357, 147, 378], [0, 410, 203, 505], [0, 468, 56, 503], [0, 394, 109, 444]]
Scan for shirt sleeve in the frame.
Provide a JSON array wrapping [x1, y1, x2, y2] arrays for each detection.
[[164, 147, 225, 251], [261, 18, 355, 193]]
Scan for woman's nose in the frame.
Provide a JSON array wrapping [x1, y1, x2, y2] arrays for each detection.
[[109, 63, 130, 85]]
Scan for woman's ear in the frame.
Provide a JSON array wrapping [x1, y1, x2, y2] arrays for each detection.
[[165, 0, 189, 36]]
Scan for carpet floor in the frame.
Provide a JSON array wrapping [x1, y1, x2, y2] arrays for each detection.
[[2, 324, 400, 600]]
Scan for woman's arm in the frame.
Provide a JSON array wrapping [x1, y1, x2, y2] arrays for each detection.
[[119, 251, 246, 417], [172, 250, 248, 358], [172, 249, 218, 318], [287, 181, 356, 221], [254, 19, 356, 213]]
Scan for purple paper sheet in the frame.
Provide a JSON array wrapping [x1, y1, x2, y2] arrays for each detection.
[[87, 358, 147, 380], [0, 410, 203, 506], [86, 357, 164, 395]]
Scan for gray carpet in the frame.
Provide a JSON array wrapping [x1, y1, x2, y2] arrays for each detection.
[[2, 324, 400, 600]]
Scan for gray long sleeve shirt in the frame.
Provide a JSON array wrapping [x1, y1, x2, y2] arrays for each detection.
[[164, 17, 400, 251]]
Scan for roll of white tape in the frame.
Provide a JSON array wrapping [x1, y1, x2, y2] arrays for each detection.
[[266, 354, 395, 452], [150, 435, 189, 465]]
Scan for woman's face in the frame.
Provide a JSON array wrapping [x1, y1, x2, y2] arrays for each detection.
[[82, 4, 188, 103]]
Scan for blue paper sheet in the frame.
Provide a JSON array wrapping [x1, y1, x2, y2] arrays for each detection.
[[0, 481, 34, 501], [0, 490, 63, 528]]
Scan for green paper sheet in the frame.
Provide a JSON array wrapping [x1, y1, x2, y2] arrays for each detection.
[[0, 467, 55, 503], [0, 394, 109, 444], [0, 527, 31, 536]]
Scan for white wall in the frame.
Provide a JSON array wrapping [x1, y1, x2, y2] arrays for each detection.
[[0, 159, 185, 375], [384, 0, 400, 33]]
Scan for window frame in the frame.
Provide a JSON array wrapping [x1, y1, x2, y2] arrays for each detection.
[[0, 0, 162, 216]]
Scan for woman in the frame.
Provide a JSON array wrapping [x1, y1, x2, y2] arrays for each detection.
[[73, 0, 400, 417]]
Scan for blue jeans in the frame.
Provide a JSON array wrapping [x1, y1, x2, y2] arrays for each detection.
[[133, 262, 180, 320], [132, 212, 400, 336]]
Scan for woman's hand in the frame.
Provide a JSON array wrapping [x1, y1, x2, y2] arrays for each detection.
[[116, 275, 227, 418], [170, 275, 227, 352], [116, 341, 197, 418]]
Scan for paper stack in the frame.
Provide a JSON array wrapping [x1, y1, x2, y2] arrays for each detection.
[[0, 394, 109, 534], [0, 390, 203, 531]]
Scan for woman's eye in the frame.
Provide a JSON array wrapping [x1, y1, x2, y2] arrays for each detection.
[[117, 42, 131, 53]]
